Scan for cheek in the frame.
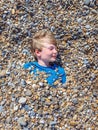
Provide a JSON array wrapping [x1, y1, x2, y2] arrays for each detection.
[[44, 50, 51, 55], [42, 51, 50, 57]]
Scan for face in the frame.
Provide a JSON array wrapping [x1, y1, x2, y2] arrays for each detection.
[[35, 38, 58, 65]]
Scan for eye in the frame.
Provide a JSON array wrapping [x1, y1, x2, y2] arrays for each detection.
[[48, 46, 57, 50], [48, 46, 54, 50]]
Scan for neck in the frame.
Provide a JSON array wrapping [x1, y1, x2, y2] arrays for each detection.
[[38, 60, 50, 67]]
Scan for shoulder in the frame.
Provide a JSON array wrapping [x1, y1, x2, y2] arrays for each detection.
[[53, 64, 66, 83], [23, 62, 35, 69], [53, 64, 65, 74]]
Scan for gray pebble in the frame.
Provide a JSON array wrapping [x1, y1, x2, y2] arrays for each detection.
[[21, 79, 27, 87], [85, 25, 91, 29], [39, 119, 45, 124], [25, 89, 32, 96], [77, 18, 82, 23], [19, 97, 27, 104], [72, 98, 79, 105], [6, 116, 12, 124], [50, 121, 57, 126], [17, 117, 27, 126], [84, 0, 90, 5], [0, 106, 3, 113]]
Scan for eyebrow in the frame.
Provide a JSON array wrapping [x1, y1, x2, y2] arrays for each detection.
[[43, 45, 57, 48], [44, 44, 56, 47]]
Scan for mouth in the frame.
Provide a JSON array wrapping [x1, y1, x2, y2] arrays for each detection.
[[52, 56, 57, 59]]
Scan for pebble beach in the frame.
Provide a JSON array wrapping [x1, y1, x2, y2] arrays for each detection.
[[0, 0, 98, 129]]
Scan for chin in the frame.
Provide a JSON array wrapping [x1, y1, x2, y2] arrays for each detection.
[[50, 58, 56, 62]]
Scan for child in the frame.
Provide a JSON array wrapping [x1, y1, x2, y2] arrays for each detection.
[[23, 29, 66, 87]]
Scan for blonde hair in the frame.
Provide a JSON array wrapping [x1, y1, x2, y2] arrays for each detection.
[[31, 29, 57, 60]]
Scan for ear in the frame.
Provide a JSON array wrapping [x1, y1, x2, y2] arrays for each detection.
[[35, 49, 41, 57]]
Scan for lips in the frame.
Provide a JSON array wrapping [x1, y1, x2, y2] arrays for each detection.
[[52, 56, 57, 59]]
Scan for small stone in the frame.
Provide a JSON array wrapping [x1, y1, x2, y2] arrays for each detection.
[[0, 70, 6, 77], [72, 98, 78, 105], [50, 121, 57, 126], [29, 111, 36, 117], [77, 18, 82, 23], [0, 106, 3, 113], [25, 89, 32, 96], [39, 119, 45, 124], [26, 80, 32, 84], [14, 105, 19, 111], [38, 82, 44, 87], [84, 0, 90, 5], [23, 128, 29, 130], [21, 79, 27, 87], [6, 116, 12, 124], [85, 25, 91, 29], [93, 92, 97, 97], [17, 117, 27, 126], [11, 9, 15, 14], [32, 84, 36, 88], [19, 97, 27, 104]]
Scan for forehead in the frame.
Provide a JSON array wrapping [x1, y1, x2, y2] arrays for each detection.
[[41, 37, 56, 46]]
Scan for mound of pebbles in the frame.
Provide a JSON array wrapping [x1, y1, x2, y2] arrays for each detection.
[[0, 0, 98, 129]]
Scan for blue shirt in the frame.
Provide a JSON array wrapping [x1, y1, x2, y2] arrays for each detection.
[[23, 61, 66, 86]]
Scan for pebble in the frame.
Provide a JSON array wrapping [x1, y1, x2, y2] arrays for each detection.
[[84, 0, 90, 5], [0, 106, 3, 113], [39, 119, 45, 124], [6, 117, 12, 124], [19, 97, 27, 104], [38, 82, 44, 87], [14, 105, 19, 111], [85, 25, 91, 29], [72, 98, 79, 105], [77, 18, 82, 23], [21, 79, 27, 87], [50, 121, 57, 126], [17, 117, 27, 127], [0, 0, 97, 129], [25, 89, 32, 96]]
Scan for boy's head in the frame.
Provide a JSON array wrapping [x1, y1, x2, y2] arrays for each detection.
[[31, 29, 58, 62]]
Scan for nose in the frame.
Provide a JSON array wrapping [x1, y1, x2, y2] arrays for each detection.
[[53, 48, 58, 54]]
